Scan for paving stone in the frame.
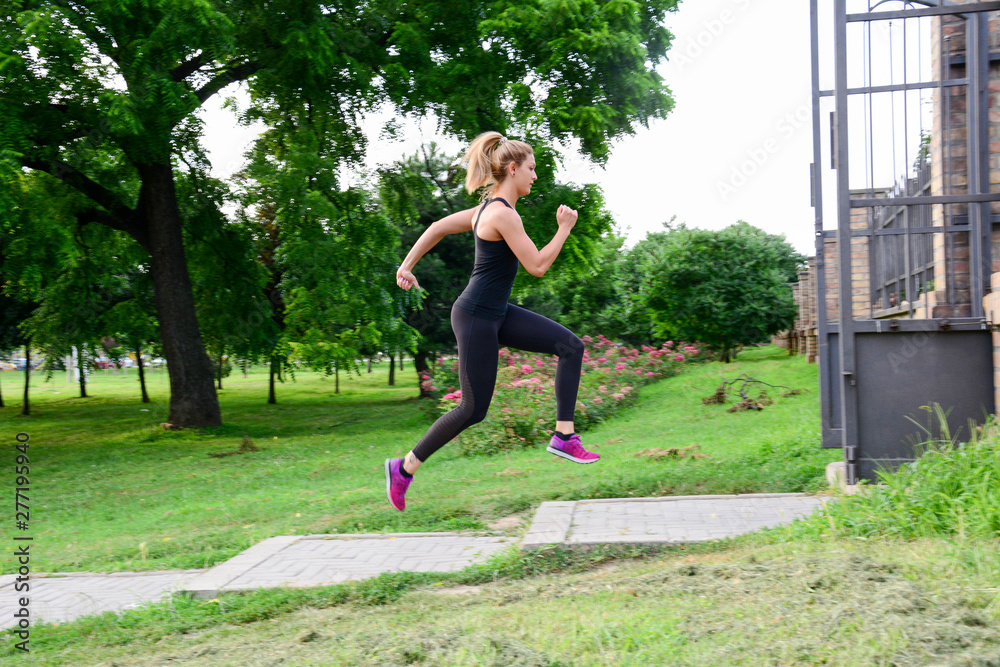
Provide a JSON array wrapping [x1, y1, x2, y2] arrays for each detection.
[[1, 494, 835, 629]]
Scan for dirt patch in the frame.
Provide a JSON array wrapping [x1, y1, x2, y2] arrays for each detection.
[[429, 585, 484, 596], [634, 445, 709, 460], [208, 435, 261, 458], [487, 515, 526, 531], [496, 468, 530, 478]]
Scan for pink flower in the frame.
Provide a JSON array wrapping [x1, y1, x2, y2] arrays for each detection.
[[501, 407, 511, 413], [688, 349, 699, 355], [622, 386, 633, 394], [635, 369, 642, 374], [499, 349, 509, 357], [592, 396, 604, 405], [612, 392, 624, 401], [597, 357, 607, 363], [665, 340, 673, 347], [646, 371, 654, 377], [535, 358, 544, 368], [521, 364, 533, 374], [581, 335, 593, 343], [615, 363, 625, 371], [598, 385, 608, 393], [420, 373, 430, 380], [602, 368, 611, 373], [674, 354, 685, 362], [443, 390, 462, 400]]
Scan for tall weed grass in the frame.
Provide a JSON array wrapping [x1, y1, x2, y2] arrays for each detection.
[[798, 403, 1000, 540]]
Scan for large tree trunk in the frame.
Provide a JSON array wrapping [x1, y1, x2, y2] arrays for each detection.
[[138, 163, 221, 427], [136, 344, 150, 403], [20, 341, 29, 416], [388, 353, 395, 386], [0, 370, 4, 408]]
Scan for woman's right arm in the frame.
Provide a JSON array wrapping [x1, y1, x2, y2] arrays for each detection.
[[397, 205, 480, 291], [493, 204, 578, 278]]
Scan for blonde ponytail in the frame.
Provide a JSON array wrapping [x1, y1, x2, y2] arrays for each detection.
[[462, 131, 534, 196]]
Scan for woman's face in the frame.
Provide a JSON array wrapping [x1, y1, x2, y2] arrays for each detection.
[[509, 155, 537, 196]]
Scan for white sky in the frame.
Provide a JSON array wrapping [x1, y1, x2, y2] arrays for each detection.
[[198, 0, 934, 259]]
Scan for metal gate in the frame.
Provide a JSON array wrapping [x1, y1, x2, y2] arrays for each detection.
[[810, 0, 998, 484]]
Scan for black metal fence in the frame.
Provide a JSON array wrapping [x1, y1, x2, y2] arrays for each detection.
[[811, 0, 999, 484]]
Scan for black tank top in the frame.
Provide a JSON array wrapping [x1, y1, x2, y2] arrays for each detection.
[[453, 198, 520, 319]]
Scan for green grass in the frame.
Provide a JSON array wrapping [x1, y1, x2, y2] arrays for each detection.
[[5, 346, 998, 665], [0, 345, 836, 576], [792, 403, 1000, 543]]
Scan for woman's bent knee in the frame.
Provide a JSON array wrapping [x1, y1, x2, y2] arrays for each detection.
[[468, 405, 491, 425], [556, 335, 585, 360]]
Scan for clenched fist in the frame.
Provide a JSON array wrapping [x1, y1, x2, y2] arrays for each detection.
[[396, 266, 420, 291], [556, 204, 578, 230]]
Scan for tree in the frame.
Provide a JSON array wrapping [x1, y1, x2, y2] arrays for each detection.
[[643, 221, 805, 362], [0, 293, 34, 410], [236, 114, 418, 399], [178, 158, 275, 394], [0, 168, 80, 412], [1, 0, 678, 426]]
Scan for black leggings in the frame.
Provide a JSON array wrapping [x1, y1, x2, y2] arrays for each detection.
[[411, 303, 585, 462]]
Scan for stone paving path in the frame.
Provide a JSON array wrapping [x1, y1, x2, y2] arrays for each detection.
[[0, 493, 831, 630], [521, 493, 831, 549]]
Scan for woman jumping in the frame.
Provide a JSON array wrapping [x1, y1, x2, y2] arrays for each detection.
[[385, 131, 600, 511]]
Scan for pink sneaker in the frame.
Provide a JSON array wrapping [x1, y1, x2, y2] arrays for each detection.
[[384, 458, 413, 511], [547, 433, 600, 464]]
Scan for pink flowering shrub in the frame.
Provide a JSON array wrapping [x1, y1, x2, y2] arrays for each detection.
[[423, 335, 709, 456]]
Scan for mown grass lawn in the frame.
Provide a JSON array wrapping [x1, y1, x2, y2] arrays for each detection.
[[4, 345, 997, 665], [1, 345, 835, 576]]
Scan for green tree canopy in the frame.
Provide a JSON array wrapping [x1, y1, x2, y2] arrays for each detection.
[[643, 221, 806, 362], [1, 0, 678, 425]]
